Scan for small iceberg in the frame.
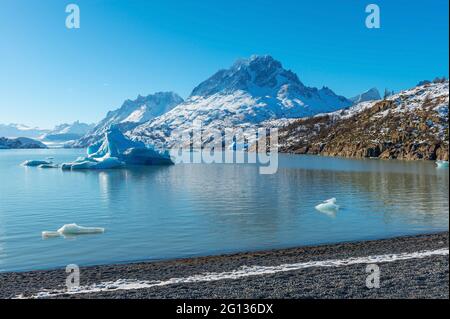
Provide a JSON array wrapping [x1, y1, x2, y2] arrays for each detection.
[[38, 163, 59, 169], [62, 127, 173, 170], [61, 156, 124, 170], [315, 198, 340, 213], [42, 223, 105, 239], [22, 160, 52, 167], [436, 160, 449, 168]]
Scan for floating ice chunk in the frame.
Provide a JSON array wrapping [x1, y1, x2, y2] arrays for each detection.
[[62, 126, 173, 170], [436, 160, 449, 168], [38, 163, 59, 169], [57, 223, 105, 235], [42, 223, 105, 239], [22, 160, 52, 167], [62, 156, 124, 170], [41, 231, 61, 238], [315, 198, 340, 213]]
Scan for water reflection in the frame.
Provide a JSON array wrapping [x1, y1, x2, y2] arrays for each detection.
[[0, 150, 448, 272]]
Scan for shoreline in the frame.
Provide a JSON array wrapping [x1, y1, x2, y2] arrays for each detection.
[[3, 146, 449, 162], [1, 232, 448, 299]]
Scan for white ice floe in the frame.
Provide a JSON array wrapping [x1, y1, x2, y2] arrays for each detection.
[[436, 160, 449, 168], [62, 126, 173, 170], [42, 223, 105, 239], [38, 163, 59, 169], [315, 198, 340, 213], [21, 160, 52, 167], [19, 247, 449, 299]]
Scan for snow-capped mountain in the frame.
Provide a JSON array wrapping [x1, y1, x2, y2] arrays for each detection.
[[74, 92, 184, 147], [41, 121, 95, 142], [350, 88, 381, 104], [0, 123, 49, 139], [130, 55, 352, 148]]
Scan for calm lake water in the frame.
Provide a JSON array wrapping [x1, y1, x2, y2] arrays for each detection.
[[0, 149, 448, 272]]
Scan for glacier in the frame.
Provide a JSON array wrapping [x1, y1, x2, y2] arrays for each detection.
[[62, 126, 173, 170]]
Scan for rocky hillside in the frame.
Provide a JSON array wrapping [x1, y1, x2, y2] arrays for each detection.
[[277, 81, 449, 161], [0, 137, 47, 149]]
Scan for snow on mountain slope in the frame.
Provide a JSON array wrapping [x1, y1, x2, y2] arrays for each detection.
[[130, 55, 352, 148], [0, 124, 49, 139], [74, 92, 184, 147], [41, 121, 95, 142], [350, 88, 381, 104]]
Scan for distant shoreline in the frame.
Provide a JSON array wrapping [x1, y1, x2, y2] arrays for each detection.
[[1, 232, 448, 299], [2, 146, 449, 164]]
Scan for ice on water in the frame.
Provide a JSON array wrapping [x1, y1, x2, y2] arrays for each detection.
[[315, 198, 340, 213], [436, 160, 449, 168], [21, 160, 52, 167], [42, 223, 105, 239], [62, 126, 174, 170]]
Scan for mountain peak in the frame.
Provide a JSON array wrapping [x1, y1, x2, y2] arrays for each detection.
[[350, 88, 381, 104], [191, 55, 303, 97], [232, 54, 281, 70]]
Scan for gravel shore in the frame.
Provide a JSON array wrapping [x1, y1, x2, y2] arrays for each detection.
[[1, 232, 448, 299]]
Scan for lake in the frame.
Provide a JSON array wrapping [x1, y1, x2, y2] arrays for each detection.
[[0, 149, 448, 272]]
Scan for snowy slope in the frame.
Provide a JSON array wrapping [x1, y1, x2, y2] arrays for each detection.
[[0, 124, 49, 139], [131, 55, 352, 148], [41, 121, 95, 142], [74, 92, 184, 147]]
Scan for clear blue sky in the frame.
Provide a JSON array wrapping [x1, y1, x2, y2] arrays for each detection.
[[0, 0, 448, 128]]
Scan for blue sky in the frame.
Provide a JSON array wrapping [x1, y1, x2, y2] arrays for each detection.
[[0, 0, 448, 128]]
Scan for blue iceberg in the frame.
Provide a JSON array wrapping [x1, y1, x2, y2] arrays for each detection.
[[62, 127, 173, 170]]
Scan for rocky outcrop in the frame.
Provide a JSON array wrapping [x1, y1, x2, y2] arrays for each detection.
[[277, 81, 449, 161]]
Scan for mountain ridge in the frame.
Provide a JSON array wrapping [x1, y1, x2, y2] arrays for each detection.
[[130, 55, 353, 148], [74, 91, 184, 147]]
